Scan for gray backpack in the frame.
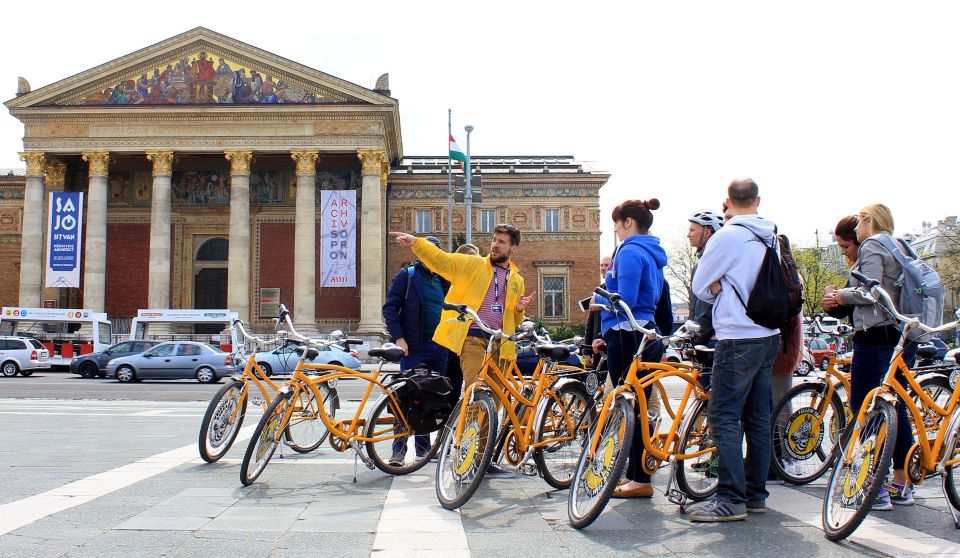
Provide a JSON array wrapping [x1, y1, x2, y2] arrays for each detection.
[[874, 235, 945, 337]]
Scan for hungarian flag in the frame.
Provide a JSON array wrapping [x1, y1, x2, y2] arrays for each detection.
[[449, 135, 466, 169]]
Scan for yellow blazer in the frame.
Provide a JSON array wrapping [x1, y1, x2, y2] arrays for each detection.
[[411, 237, 526, 359]]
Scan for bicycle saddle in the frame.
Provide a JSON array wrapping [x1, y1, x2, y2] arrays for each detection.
[[295, 346, 320, 360], [916, 345, 939, 359], [369, 346, 406, 363], [535, 344, 571, 362]]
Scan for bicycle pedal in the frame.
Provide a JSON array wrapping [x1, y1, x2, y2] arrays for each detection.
[[667, 489, 687, 506], [519, 463, 537, 477]]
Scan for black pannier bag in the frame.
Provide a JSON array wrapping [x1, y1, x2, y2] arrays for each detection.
[[393, 369, 455, 434]]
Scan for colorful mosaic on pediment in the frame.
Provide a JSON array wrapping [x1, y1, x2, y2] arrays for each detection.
[[388, 186, 597, 200], [77, 52, 329, 106]]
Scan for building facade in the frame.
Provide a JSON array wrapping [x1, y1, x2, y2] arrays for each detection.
[[2, 29, 605, 334]]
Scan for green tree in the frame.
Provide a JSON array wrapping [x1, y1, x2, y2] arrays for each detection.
[[794, 247, 849, 315]]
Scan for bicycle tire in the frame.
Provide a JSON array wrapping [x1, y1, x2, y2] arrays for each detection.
[[435, 391, 498, 510], [674, 399, 718, 501], [568, 395, 635, 529], [198, 378, 248, 463], [914, 373, 952, 438], [365, 390, 443, 475], [771, 382, 846, 485], [943, 418, 960, 512], [822, 398, 897, 541], [534, 381, 593, 490], [284, 384, 334, 453], [240, 392, 290, 486]]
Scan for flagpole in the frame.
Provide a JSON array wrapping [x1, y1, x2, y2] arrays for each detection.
[[447, 109, 453, 251]]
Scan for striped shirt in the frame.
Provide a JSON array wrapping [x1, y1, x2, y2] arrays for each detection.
[[476, 264, 509, 332]]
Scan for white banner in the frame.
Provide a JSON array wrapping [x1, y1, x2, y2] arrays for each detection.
[[320, 190, 357, 287], [45, 192, 84, 288]]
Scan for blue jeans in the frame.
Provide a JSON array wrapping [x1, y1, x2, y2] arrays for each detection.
[[708, 335, 780, 505], [604, 327, 665, 483], [393, 341, 449, 456], [849, 342, 916, 471]]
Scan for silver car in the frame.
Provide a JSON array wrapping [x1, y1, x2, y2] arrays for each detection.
[[105, 341, 232, 383]]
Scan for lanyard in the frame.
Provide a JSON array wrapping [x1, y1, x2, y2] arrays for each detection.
[[492, 265, 509, 303]]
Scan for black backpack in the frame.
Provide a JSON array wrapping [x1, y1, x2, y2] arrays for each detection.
[[730, 226, 802, 330], [392, 369, 455, 434], [776, 234, 804, 318]]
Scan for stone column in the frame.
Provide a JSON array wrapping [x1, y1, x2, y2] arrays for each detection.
[[291, 151, 319, 330], [18, 152, 45, 307], [81, 152, 109, 312], [40, 160, 67, 306], [146, 152, 174, 308], [225, 151, 253, 322], [355, 149, 388, 335]]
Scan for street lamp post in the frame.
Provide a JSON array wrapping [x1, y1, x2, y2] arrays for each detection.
[[464, 125, 474, 245]]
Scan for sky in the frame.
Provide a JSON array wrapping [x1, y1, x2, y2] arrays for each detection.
[[1, 1, 958, 254]]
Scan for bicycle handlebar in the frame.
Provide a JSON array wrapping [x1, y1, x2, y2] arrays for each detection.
[[849, 271, 959, 335], [442, 302, 539, 343], [277, 304, 349, 350], [592, 287, 657, 339]]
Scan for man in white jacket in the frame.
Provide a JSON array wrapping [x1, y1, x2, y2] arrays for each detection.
[[689, 178, 781, 522]]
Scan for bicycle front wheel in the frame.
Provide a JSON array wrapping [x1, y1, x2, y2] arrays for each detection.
[[284, 383, 334, 453], [568, 395, 634, 529], [199, 378, 248, 463], [436, 391, 498, 510], [240, 392, 291, 486], [366, 391, 443, 475], [674, 399, 717, 501], [534, 381, 593, 489], [772, 382, 846, 485], [822, 398, 897, 541]]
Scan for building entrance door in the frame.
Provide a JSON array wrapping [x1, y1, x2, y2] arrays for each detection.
[[194, 237, 228, 334]]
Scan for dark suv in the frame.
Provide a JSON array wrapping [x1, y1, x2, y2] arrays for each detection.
[[70, 340, 162, 378]]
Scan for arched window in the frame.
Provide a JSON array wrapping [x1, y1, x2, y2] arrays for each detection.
[[197, 238, 228, 261]]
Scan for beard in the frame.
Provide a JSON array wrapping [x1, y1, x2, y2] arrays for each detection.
[[490, 252, 510, 265]]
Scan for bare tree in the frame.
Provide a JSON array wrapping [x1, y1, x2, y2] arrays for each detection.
[[665, 240, 698, 308]]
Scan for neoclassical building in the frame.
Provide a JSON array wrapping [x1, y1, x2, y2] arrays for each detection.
[[2, 28, 606, 334]]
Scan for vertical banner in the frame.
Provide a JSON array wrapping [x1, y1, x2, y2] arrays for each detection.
[[45, 192, 84, 288], [320, 190, 357, 287]]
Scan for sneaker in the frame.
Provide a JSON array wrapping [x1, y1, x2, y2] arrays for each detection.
[[689, 499, 747, 522], [871, 489, 893, 511], [746, 499, 766, 514], [388, 449, 406, 467], [887, 482, 915, 506], [486, 462, 515, 478]]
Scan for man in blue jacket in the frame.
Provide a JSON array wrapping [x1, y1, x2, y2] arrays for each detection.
[[382, 236, 449, 465], [689, 178, 781, 522]]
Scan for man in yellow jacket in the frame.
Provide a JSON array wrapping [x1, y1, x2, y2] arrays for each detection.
[[389, 224, 536, 390]]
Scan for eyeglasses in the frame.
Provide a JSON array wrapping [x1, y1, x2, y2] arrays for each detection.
[[493, 223, 521, 245]]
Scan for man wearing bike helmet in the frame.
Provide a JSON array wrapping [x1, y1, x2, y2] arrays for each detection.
[[687, 211, 723, 352]]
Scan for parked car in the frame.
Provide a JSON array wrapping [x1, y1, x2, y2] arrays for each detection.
[[252, 340, 361, 376], [104, 341, 232, 383], [795, 345, 816, 377], [806, 338, 833, 371], [70, 340, 162, 378], [917, 338, 949, 364], [0, 336, 50, 377]]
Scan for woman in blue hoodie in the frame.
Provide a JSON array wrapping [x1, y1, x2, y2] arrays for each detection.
[[594, 198, 669, 499]]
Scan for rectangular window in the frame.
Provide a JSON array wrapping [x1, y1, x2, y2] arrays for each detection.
[[415, 210, 432, 233], [543, 276, 566, 318], [545, 209, 560, 232], [481, 210, 495, 233]]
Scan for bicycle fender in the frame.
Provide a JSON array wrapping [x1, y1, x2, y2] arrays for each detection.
[[939, 409, 960, 464]]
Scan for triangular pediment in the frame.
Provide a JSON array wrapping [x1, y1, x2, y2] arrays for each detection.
[[6, 27, 394, 109]]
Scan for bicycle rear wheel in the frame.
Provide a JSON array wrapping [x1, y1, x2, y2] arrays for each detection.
[[366, 391, 443, 475], [436, 391, 498, 510], [199, 378, 248, 463], [942, 416, 960, 512], [822, 398, 897, 541], [534, 381, 593, 489], [674, 399, 717, 501], [240, 392, 291, 486], [568, 395, 634, 529], [771, 382, 846, 485], [284, 383, 334, 453]]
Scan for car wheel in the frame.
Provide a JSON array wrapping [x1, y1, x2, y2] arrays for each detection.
[[258, 362, 272, 377], [116, 365, 136, 383], [795, 360, 812, 377], [79, 361, 99, 379], [1, 361, 19, 377], [820, 359, 829, 371], [328, 361, 343, 368], [196, 366, 218, 384]]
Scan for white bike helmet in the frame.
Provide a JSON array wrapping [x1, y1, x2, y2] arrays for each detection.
[[688, 211, 724, 233]]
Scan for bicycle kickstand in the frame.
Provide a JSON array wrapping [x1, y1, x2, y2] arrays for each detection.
[[941, 477, 960, 528]]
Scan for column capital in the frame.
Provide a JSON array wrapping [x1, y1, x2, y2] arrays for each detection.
[[81, 152, 110, 177], [18, 152, 45, 177], [146, 151, 175, 176], [357, 149, 387, 176], [44, 160, 67, 188], [224, 151, 254, 176], [290, 151, 319, 175], [380, 160, 390, 185]]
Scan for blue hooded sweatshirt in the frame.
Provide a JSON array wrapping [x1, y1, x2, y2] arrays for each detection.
[[600, 234, 669, 333]]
